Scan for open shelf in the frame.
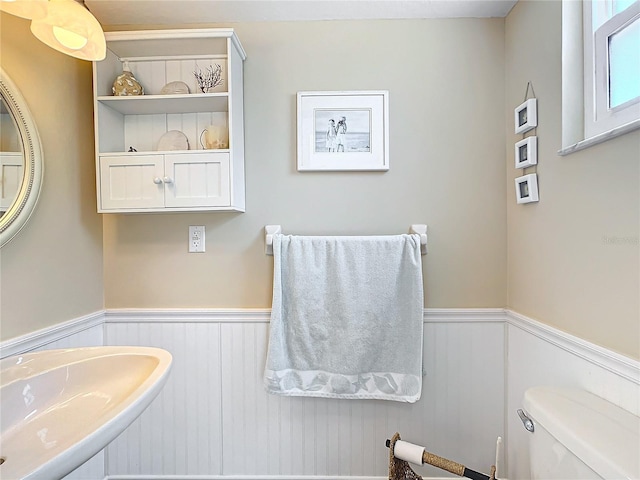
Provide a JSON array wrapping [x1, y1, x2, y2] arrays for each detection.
[[97, 93, 228, 115]]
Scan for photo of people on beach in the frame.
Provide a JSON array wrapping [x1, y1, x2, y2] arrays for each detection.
[[314, 109, 371, 153]]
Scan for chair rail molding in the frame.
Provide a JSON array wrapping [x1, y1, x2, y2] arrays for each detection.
[[2, 308, 636, 386], [103, 307, 507, 324], [506, 310, 639, 384], [4, 308, 637, 382], [0, 310, 104, 358]]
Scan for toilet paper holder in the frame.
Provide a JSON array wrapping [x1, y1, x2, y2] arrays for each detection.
[[386, 432, 500, 480]]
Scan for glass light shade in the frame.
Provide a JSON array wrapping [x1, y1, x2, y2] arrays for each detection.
[[0, 0, 48, 20], [30, 0, 106, 61]]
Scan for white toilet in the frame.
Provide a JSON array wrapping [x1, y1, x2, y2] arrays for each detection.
[[521, 386, 640, 479]]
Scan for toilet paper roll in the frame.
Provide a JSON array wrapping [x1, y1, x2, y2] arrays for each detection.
[[394, 440, 425, 465]]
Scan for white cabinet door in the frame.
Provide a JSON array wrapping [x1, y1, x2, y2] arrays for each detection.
[[0, 152, 24, 210], [164, 152, 230, 208], [99, 155, 165, 210]]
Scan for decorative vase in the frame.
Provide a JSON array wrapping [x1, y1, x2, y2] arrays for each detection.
[[112, 61, 144, 96], [200, 124, 228, 149]]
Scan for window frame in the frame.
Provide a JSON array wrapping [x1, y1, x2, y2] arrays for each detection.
[[584, 0, 640, 139]]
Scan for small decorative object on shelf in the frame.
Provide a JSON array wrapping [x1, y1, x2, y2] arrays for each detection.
[[160, 81, 190, 95], [200, 124, 229, 149], [128, 146, 137, 152], [193, 64, 223, 93], [112, 61, 144, 96], [157, 130, 189, 151]]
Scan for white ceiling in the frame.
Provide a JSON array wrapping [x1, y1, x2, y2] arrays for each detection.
[[85, 0, 518, 25]]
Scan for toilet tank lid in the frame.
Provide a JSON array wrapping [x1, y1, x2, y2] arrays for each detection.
[[523, 387, 640, 480]]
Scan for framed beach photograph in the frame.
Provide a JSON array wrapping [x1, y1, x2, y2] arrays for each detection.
[[515, 136, 537, 169], [515, 173, 539, 204], [297, 91, 389, 171], [514, 98, 537, 134]]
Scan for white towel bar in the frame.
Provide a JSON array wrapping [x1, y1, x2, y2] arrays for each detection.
[[264, 225, 282, 255], [409, 224, 428, 255], [264, 224, 428, 255]]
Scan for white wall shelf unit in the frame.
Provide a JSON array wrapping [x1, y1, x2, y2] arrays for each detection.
[[92, 29, 246, 213]]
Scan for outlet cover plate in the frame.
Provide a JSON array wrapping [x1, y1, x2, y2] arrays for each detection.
[[189, 225, 205, 253]]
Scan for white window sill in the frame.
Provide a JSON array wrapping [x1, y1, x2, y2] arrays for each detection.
[[558, 119, 640, 156]]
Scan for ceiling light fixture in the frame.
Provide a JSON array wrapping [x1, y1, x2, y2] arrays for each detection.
[[26, 0, 105, 61], [0, 0, 48, 20]]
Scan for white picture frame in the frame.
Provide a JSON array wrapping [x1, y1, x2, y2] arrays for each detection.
[[515, 136, 537, 169], [515, 173, 539, 204], [297, 90, 389, 171], [514, 98, 537, 134]]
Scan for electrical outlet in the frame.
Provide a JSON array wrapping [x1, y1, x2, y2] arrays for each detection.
[[189, 225, 205, 253]]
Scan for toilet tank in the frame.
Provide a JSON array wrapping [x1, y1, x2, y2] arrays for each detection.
[[523, 387, 640, 480]]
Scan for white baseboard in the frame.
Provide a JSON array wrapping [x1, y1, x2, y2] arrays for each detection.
[[105, 476, 388, 480], [104, 477, 453, 480]]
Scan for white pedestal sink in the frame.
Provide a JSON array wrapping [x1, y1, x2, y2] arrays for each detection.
[[0, 346, 172, 480]]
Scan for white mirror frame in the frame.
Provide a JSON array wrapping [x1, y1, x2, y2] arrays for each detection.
[[0, 67, 44, 247]]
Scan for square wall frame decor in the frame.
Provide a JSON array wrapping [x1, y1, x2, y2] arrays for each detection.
[[515, 136, 537, 169], [297, 90, 389, 171], [515, 173, 539, 204], [514, 98, 537, 134]]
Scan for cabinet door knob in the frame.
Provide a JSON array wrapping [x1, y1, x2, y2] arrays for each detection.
[[153, 177, 163, 184], [163, 176, 173, 184]]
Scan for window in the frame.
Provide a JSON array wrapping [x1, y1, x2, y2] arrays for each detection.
[[584, 0, 640, 138]]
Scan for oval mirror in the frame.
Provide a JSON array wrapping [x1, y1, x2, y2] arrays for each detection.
[[0, 67, 44, 247]]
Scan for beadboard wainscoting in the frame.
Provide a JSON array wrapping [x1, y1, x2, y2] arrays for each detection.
[[505, 311, 640, 480], [2, 308, 638, 480], [102, 309, 506, 479]]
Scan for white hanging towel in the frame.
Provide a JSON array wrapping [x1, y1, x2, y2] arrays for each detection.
[[264, 234, 424, 403]]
